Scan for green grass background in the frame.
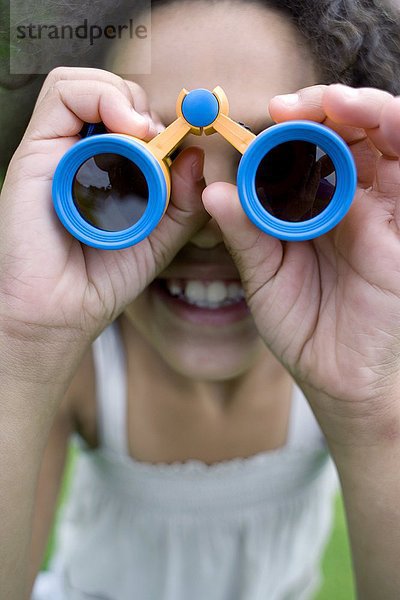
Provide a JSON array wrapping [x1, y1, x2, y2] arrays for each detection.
[[315, 494, 355, 599], [43, 444, 356, 599]]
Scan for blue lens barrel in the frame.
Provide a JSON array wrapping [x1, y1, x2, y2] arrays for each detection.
[[52, 133, 168, 250], [52, 109, 356, 249], [237, 120, 357, 241]]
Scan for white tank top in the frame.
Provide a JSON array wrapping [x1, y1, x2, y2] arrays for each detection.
[[32, 322, 338, 600]]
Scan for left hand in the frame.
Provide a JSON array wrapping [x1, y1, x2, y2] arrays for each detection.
[[202, 84, 400, 447]]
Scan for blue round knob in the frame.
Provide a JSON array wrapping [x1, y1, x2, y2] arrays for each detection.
[[181, 89, 219, 127]]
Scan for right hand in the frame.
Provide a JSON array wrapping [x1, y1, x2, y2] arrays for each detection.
[[0, 67, 208, 353]]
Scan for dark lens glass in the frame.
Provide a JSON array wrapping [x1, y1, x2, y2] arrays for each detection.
[[254, 141, 336, 222], [72, 153, 149, 231]]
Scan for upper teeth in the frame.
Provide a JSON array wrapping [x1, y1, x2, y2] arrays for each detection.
[[166, 279, 245, 308]]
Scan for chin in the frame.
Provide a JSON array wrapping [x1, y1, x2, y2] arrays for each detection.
[[145, 319, 265, 382], [155, 338, 265, 381], [123, 294, 265, 382], [123, 271, 270, 381]]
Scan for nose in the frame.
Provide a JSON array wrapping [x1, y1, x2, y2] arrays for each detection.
[[190, 217, 224, 248]]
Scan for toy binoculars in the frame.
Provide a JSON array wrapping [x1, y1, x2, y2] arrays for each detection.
[[52, 86, 357, 249]]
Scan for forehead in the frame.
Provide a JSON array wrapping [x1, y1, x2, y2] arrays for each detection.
[[109, 1, 317, 128]]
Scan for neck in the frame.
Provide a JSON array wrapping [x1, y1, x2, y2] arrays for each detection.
[[119, 314, 293, 415]]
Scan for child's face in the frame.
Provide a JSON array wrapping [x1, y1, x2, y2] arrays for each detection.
[[109, 0, 318, 380]]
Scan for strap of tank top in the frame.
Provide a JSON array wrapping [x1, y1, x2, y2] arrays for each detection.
[[91, 321, 129, 456], [286, 383, 325, 449]]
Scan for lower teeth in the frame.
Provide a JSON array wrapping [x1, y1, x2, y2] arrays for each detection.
[[182, 297, 237, 308], [170, 291, 241, 309]]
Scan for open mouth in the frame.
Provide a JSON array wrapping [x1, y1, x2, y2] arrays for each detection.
[[151, 277, 250, 325], [158, 278, 245, 308]]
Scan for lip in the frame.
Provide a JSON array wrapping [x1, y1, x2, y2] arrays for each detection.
[[150, 278, 251, 326]]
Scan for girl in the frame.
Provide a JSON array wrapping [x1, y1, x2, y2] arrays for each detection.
[[1, 1, 400, 598]]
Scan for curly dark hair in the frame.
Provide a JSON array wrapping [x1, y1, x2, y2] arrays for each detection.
[[262, 0, 400, 93], [1, 0, 400, 170]]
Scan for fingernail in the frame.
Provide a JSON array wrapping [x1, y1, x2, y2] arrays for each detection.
[[275, 93, 299, 106], [131, 109, 148, 126], [143, 112, 162, 138], [191, 151, 205, 181]]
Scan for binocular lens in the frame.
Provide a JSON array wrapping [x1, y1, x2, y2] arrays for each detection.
[[255, 141, 336, 222], [53, 115, 356, 248], [72, 153, 149, 232]]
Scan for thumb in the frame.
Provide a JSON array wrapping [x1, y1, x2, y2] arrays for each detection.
[[169, 146, 207, 215], [146, 146, 210, 264], [202, 182, 283, 296]]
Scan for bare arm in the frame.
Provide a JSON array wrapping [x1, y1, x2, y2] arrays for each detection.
[[328, 439, 400, 600], [26, 347, 94, 598], [26, 398, 74, 597], [0, 357, 79, 600], [0, 336, 93, 600]]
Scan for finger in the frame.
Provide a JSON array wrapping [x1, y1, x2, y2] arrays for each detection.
[[270, 85, 328, 123], [167, 146, 207, 218], [273, 83, 395, 158], [322, 85, 400, 195], [377, 96, 400, 158], [269, 84, 382, 188], [146, 146, 210, 255], [149, 109, 166, 134], [36, 67, 136, 109], [123, 80, 159, 137], [269, 84, 369, 144], [25, 79, 152, 143], [323, 84, 396, 158], [122, 79, 149, 114], [201, 182, 283, 294], [35, 68, 158, 138]]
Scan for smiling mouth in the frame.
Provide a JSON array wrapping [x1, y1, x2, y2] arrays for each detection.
[[157, 277, 245, 309]]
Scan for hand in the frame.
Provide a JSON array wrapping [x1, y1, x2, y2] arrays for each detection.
[[202, 84, 400, 447], [0, 67, 208, 362]]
